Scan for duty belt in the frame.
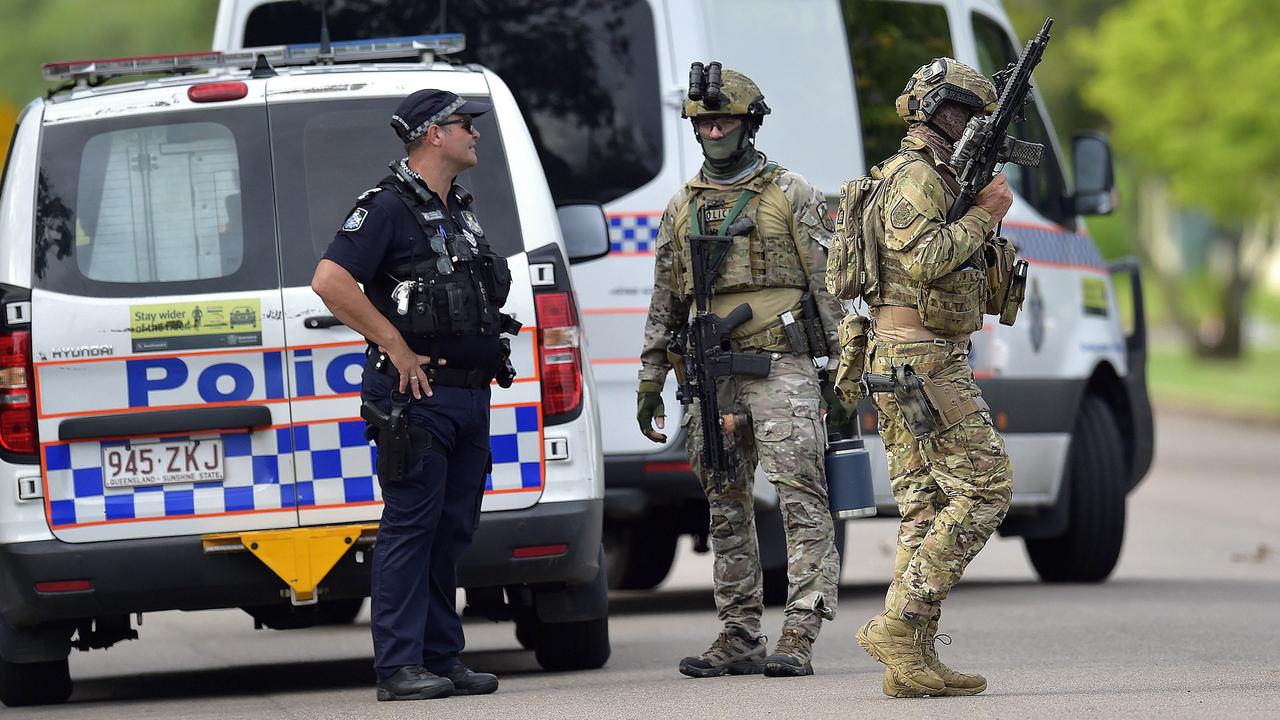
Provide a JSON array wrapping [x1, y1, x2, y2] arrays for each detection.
[[733, 317, 812, 353], [368, 350, 495, 389]]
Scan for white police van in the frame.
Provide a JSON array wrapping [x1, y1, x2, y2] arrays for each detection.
[[217, 0, 1152, 596], [0, 35, 612, 706]]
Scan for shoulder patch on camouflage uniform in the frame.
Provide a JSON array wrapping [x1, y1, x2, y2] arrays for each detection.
[[890, 198, 916, 229]]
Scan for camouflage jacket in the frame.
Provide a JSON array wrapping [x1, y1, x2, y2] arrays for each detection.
[[873, 136, 998, 308], [638, 159, 845, 385]]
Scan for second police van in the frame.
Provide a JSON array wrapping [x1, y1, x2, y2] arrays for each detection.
[[215, 0, 1154, 597], [217, 0, 1154, 597], [0, 36, 613, 706]]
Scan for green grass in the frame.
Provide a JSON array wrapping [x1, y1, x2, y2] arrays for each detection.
[[1148, 346, 1280, 420]]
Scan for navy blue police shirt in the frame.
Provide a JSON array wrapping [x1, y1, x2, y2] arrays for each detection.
[[322, 176, 502, 371]]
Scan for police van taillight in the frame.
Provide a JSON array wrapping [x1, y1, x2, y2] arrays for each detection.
[[0, 330, 37, 454], [534, 291, 583, 422]]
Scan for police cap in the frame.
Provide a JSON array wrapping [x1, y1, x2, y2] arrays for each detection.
[[390, 89, 492, 144]]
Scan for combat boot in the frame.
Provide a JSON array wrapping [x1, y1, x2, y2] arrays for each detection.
[[856, 613, 944, 695], [678, 626, 766, 678], [763, 627, 814, 677], [881, 622, 986, 697]]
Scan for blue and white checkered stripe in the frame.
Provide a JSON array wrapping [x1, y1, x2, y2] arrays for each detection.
[[43, 404, 544, 528], [44, 428, 291, 528], [608, 214, 660, 253], [1005, 224, 1106, 271], [293, 420, 380, 508], [486, 405, 542, 492]]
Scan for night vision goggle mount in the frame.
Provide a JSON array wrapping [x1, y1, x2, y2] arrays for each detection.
[[688, 61, 723, 108]]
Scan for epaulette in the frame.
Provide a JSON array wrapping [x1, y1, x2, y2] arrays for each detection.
[[452, 183, 474, 207]]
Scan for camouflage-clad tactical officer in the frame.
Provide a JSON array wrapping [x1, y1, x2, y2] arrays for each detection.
[[851, 58, 1015, 697], [636, 65, 846, 678]]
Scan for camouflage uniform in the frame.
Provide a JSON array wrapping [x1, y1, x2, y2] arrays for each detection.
[[868, 134, 1014, 624], [851, 58, 1015, 697], [639, 160, 845, 642]]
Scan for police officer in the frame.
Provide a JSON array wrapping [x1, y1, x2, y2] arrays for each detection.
[[637, 64, 847, 678], [850, 58, 1014, 698], [312, 89, 518, 701]]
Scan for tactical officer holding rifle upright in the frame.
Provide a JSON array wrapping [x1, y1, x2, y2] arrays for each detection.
[[843, 32, 1051, 695], [312, 89, 519, 702]]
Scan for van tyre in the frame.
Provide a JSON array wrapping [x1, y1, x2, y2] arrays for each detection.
[[532, 616, 611, 671], [604, 520, 678, 590], [316, 598, 365, 625], [514, 617, 539, 651], [1026, 395, 1127, 582], [0, 657, 72, 707]]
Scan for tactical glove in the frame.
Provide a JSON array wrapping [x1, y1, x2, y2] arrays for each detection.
[[637, 381, 668, 443], [821, 379, 858, 430]]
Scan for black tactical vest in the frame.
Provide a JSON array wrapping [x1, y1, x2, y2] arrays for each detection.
[[367, 174, 518, 340]]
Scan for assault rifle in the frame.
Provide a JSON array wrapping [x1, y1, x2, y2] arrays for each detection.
[[947, 17, 1054, 223], [670, 211, 770, 490]]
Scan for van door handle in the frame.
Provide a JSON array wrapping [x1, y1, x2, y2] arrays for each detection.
[[59, 406, 274, 441], [304, 315, 344, 329]]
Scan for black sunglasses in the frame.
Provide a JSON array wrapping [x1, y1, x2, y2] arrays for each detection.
[[435, 116, 474, 133]]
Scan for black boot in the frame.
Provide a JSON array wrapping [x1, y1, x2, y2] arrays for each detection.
[[443, 664, 499, 695], [376, 665, 454, 701]]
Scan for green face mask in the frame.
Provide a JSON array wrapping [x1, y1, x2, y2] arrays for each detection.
[[700, 124, 747, 161]]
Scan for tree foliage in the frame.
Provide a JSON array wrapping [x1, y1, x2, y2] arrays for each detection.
[[1076, 0, 1280, 223], [0, 0, 219, 109]]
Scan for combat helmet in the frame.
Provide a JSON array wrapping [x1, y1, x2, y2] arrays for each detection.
[[682, 62, 771, 128], [895, 58, 996, 124]]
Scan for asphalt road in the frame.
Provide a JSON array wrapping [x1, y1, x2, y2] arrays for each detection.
[[13, 409, 1280, 719]]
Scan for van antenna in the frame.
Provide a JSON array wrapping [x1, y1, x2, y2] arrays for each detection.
[[318, 0, 332, 62], [436, 0, 449, 34]]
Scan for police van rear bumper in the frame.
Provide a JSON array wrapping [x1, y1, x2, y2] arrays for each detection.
[[0, 499, 602, 628]]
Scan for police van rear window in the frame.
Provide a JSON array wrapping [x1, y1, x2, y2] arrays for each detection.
[[35, 109, 279, 298], [268, 97, 523, 288]]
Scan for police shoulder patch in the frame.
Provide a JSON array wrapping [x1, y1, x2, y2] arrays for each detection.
[[343, 207, 369, 232]]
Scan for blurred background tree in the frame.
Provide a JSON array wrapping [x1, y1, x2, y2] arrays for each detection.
[[1075, 0, 1280, 358], [0, 0, 219, 150]]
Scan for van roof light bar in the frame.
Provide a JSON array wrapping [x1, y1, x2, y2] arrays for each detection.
[[42, 33, 467, 83], [42, 51, 223, 82]]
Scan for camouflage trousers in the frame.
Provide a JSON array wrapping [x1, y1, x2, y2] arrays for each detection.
[[683, 353, 840, 641], [869, 338, 1013, 623]]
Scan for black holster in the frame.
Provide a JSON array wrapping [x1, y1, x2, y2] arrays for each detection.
[[496, 337, 517, 388], [361, 399, 433, 483]]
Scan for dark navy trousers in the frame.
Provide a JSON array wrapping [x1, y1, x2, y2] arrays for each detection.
[[363, 367, 491, 681]]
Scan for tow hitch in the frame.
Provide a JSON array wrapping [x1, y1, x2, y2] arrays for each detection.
[[202, 524, 378, 605]]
